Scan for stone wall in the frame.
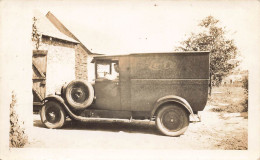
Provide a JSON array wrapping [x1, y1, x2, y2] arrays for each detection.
[[41, 37, 76, 95], [75, 44, 88, 80]]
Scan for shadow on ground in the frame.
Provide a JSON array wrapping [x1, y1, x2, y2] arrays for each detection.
[[34, 117, 161, 136]]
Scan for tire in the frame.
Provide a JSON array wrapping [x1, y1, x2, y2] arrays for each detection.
[[40, 101, 66, 129], [156, 104, 189, 136], [64, 80, 94, 110], [61, 83, 68, 99]]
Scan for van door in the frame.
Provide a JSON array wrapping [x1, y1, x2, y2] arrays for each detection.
[[119, 56, 131, 111], [94, 61, 121, 110]]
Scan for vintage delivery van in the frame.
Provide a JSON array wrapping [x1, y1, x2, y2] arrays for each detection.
[[40, 51, 210, 136]]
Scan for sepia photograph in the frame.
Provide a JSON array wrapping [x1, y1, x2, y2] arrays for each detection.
[[0, 0, 259, 160]]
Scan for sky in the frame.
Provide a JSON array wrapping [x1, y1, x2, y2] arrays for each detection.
[[34, 0, 260, 69]]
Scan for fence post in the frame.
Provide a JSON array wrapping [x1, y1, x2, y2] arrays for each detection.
[[209, 72, 212, 96]]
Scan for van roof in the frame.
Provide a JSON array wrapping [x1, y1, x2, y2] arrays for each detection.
[[91, 51, 210, 63]]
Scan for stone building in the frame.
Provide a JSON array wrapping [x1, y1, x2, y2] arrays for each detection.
[[45, 11, 97, 81], [32, 11, 96, 109]]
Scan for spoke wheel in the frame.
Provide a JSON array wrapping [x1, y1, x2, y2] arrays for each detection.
[[40, 101, 66, 129], [156, 104, 189, 136]]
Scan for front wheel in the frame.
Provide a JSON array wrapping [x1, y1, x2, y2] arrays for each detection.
[[40, 101, 66, 129], [156, 104, 189, 136]]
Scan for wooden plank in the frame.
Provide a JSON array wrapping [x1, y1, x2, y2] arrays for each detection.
[[33, 87, 43, 101], [32, 59, 45, 78], [33, 105, 43, 112], [33, 50, 48, 56], [33, 77, 46, 80], [32, 51, 47, 103], [33, 54, 47, 74], [33, 102, 43, 106]]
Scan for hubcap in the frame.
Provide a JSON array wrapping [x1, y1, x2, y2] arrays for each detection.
[[70, 84, 89, 103], [49, 112, 55, 120], [162, 109, 183, 131], [45, 106, 61, 123]]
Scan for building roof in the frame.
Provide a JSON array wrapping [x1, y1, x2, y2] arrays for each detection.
[[46, 11, 93, 54], [34, 11, 79, 44]]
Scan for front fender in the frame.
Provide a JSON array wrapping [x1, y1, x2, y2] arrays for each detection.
[[43, 94, 66, 104], [151, 95, 194, 117], [42, 95, 109, 123], [42, 94, 71, 116]]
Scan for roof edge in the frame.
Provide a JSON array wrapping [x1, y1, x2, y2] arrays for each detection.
[[46, 11, 93, 54], [42, 34, 80, 44], [93, 51, 210, 58]]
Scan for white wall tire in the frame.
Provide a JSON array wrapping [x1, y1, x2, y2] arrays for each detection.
[[64, 80, 94, 110], [156, 104, 189, 136], [40, 101, 66, 129]]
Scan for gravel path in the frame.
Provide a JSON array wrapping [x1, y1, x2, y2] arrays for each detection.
[[25, 107, 248, 150]]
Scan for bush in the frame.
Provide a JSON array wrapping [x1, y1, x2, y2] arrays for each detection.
[[9, 91, 28, 148]]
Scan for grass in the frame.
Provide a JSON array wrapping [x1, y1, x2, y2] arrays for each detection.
[[208, 85, 248, 150], [208, 85, 248, 113], [218, 131, 248, 150]]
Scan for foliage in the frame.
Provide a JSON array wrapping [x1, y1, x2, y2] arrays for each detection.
[[176, 16, 239, 86], [32, 17, 41, 50], [242, 74, 248, 93], [241, 74, 248, 112], [9, 91, 28, 148]]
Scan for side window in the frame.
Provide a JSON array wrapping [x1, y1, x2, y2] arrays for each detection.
[[96, 62, 110, 79], [96, 60, 119, 80], [111, 62, 119, 77]]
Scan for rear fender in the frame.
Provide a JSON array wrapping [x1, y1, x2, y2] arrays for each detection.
[[151, 95, 194, 118]]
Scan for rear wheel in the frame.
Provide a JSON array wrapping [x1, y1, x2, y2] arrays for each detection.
[[40, 101, 66, 129], [156, 104, 189, 136]]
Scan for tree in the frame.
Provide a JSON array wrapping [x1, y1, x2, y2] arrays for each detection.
[[176, 16, 239, 86]]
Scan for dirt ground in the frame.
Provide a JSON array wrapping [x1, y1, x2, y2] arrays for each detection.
[[25, 105, 248, 150]]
